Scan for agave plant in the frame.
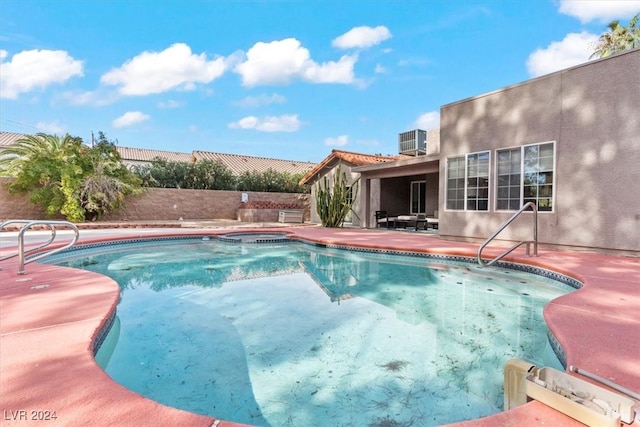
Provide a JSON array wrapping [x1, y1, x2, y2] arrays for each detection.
[[314, 167, 359, 227]]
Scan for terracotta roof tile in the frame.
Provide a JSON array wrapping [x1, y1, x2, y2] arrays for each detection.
[[300, 149, 404, 185]]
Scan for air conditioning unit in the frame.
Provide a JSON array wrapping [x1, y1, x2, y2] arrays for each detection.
[[398, 129, 427, 156]]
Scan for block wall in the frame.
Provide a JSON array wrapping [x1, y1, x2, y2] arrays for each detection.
[[0, 178, 310, 222]]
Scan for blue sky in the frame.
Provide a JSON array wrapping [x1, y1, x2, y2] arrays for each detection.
[[1, 0, 639, 163]]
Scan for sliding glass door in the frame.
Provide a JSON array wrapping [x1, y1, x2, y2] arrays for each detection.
[[410, 181, 426, 215]]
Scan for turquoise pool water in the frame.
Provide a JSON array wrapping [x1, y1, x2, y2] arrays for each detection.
[[51, 238, 575, 427]]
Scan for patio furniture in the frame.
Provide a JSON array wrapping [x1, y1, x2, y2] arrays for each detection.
[[414, 214, 428, 230], [375, 211, 394, 228], [395, 215, 415, 229], [278, 209, 304, 223], [426, 210, 439, 230], [391, 213, 438, 231]]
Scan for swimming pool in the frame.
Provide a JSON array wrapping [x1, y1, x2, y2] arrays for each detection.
[[48, 236, 578, 427]]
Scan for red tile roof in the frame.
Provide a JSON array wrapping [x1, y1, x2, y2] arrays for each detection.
[[299, 149, 405, 185]]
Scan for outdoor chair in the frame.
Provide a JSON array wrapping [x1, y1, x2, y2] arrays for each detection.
[[426, 210, 439, 230], [414, 214, 428, 231], [375, 210, 391, 228]]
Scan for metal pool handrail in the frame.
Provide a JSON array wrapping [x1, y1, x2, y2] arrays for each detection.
[[0, 220, 57, 264], [0, 219, 79, 275], [477, 202, 538, 267]]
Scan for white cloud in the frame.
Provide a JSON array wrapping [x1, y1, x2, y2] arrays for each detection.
[[414, 111, 440, 130], [36, 121, 65, 134], [228, 114, 301, 132], [324, 135, 349, 147], [60, 88, 120, 106], [234, 38, 357, 87], [158, 99, 184, 109], [398, 57, 431, 67], [303, 54, 357, 84], [374, 64, 387, 74], [558, 0, 640, 23], [233, 93, 286, 108], [526, 32, 599, 77], [332, 26, 392, 49], [0, 49, 83, 99], [112, 111, 150, 128], [101, 43, 227, 96]]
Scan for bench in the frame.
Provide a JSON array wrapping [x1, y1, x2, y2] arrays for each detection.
[[278, 209, 304, 223]]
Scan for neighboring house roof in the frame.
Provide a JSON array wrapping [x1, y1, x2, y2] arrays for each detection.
[[116, 146, 194, 164], [0, 132, 27, 148], [0, 132, 316, 176], [193, 150, 316, 176], [300, 149, 406, 185]]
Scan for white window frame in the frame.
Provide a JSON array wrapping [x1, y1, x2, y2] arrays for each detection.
[[495, 141, 556, 212], [445, 151, 490, 211], [445, 156, 465, 210]]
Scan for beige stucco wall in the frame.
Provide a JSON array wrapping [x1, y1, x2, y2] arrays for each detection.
[[439, 49, 640, 253], [308, 160, 363, 226], [0, 177, 310, 222]]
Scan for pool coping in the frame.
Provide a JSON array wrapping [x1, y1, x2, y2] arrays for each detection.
[[1, 227, 638, 426]]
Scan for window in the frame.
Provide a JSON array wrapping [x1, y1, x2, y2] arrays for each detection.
[[410, 181, 426, 214], [496, 148, 521, 210], [344, 185, 355, 223], [497, 142, 554, 211], [466, 152, 490, 211], [446, 152, 490, 211], [446, 157, 465, 210]]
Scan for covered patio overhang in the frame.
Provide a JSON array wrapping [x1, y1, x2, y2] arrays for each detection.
[[353, 154, 440, 228]]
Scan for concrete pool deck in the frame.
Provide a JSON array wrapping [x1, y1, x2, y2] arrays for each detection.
[[1, 224, 638, 426]]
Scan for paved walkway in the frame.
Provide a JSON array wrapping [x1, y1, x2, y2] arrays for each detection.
[[1, 224, 638, 426]]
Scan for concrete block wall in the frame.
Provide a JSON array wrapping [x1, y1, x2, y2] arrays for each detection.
[[0, 178, 310, 222]]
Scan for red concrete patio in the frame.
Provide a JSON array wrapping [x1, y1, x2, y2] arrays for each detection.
[[1, 225, 638, 426]]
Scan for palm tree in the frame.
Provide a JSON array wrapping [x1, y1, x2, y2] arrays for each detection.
[[0, 132, 140, 222], [591, 13, 640, 59], [0, 133, 81, 176], [0, 133, 87, 221]]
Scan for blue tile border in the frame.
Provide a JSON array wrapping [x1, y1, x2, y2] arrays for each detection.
[[547, 329, 567, 369], [93, 308, 116, 356], [216, 233, 290, 244]]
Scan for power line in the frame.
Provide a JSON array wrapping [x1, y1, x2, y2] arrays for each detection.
[[1, 119, 39, 130]]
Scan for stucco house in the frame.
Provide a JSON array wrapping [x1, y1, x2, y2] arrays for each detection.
[[300, 149, 406, 226], [305, 48, 639, 256]]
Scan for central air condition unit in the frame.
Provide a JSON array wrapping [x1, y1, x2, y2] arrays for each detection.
[[398, 129, 427, 156]]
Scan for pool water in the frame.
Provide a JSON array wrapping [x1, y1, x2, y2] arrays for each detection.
[[53, 239, 574, 427]]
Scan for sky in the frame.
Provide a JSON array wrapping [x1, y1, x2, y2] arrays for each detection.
[[1, 0, 639, 163]]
